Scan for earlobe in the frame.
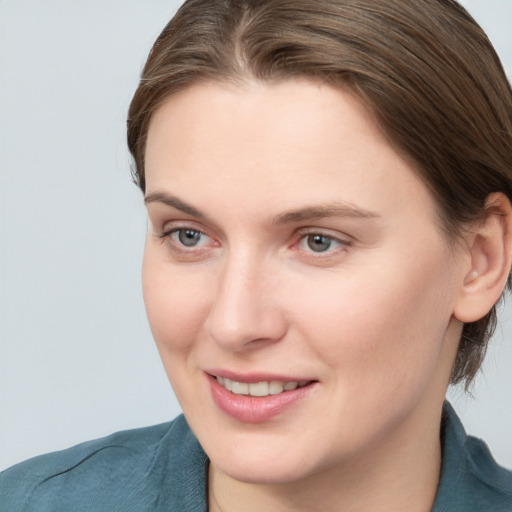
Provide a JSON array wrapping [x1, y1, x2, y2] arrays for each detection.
[[454, 192, 512, 323]]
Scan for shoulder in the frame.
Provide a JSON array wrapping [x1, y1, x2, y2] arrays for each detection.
[[463, 434, 512, 508], [433, 402, 512, 512], [0, 414, 208, 512]]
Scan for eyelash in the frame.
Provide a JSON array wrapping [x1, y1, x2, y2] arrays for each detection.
[[156, 226, 351, 258]]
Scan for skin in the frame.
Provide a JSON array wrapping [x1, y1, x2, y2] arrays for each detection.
[[141, 79, 507, 511]]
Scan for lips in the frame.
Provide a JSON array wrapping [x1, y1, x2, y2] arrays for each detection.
[[207, 372, 317, 423]]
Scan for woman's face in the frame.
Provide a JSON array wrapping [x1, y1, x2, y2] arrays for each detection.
[[142, 79, 467, 484]]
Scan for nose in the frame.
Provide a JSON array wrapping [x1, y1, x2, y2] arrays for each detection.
[[204, 251, 287, 351]]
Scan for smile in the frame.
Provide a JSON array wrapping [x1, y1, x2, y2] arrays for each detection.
[[209, 374, 317, 422], [215, 376, 311, 396]]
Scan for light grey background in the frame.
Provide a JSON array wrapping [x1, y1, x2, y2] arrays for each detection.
[[1, 0, 511, 471]]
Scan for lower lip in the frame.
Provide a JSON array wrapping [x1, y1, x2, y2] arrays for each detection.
[[208, 375, 316, 423]]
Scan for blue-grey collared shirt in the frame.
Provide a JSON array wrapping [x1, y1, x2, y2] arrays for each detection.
[[1, 402, 510, 511]]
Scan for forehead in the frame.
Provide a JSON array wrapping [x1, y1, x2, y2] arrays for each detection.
[[147, 78, 383, 151], [144, 79, 436, 226]]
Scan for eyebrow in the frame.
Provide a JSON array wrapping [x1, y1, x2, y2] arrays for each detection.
[[144, 191, 380, 225], [144, 192, 209, 221], [273, 204, 380, 224]]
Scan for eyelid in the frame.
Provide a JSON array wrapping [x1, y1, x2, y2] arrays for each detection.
[[159, 225, 205, 238], [156, 217, 211, 238], [296, 226, 352, 243], [160, 226, 205, 240]]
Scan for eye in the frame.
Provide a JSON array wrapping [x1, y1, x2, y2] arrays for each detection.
[[155, 224, 218, 260], [306, 234, 335, 252], [172, 228, 202, 247], [156, 226, 212, 251], [169, 228, 209, 248], [297, 233, 348, 254]]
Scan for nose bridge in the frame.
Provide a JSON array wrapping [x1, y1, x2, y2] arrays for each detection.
[[205, 245, 285, 350]]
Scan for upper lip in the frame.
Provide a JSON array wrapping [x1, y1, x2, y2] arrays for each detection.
[[206, 369, 316, 384]]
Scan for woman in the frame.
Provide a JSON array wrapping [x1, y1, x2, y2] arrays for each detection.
[[2, 0, 511, 510]]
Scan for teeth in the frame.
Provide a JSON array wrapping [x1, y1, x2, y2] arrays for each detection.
[[269, 381, 284, 395], [249, 381, 269, 396], [231, 381, 249, 395], [216, 376, 309, 396]]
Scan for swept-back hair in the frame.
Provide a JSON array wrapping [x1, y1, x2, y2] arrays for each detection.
[[128, 0, 512, 388]]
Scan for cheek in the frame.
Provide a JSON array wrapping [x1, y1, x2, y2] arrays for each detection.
[[142, 248, 210, 356], [288, 249, 457, 388], [142, 248, 216, 407]]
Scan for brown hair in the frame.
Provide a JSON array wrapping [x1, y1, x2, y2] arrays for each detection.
[[127, 0, 512, 388]]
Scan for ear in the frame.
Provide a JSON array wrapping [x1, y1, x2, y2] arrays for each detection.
[[453, 192, 512, 323]]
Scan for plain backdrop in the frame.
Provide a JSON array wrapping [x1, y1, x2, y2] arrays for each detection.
[[1, 0, 512, 471]]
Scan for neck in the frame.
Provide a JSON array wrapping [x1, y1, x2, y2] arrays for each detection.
[[208, 400, 444, 512]]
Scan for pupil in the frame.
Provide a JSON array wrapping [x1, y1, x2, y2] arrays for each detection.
[[179, 229, 201, 247], [307, 235, 331, 252]]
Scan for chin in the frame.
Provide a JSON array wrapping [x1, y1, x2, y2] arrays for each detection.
[[208, 438, 330, 486], [218, 460, 313, 486]]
